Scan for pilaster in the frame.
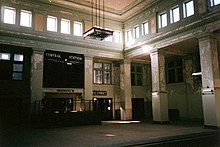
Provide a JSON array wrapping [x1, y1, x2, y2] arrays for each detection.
[[30, 49, 44, 113], [198, 34, 220, 127], [84, 56, 93, 101], [150, 51, 169, 123], [120, 59, 132, 120]]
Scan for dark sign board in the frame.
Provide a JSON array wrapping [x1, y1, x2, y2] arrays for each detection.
[[93, 90, 107, 96], [43, 50, 84, 88]]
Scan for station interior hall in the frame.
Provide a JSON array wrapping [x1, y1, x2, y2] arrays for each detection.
[[0, 0, 220, 129]]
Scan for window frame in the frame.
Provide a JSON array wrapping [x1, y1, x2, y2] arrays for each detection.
[[142, 21, 149, 35], [170, 6, 180, 24], [158, 12, 168, 28], [93, 62, 112, 85], [131, 64, 143, 86], [126, 29, 132, 42], [210, 0, 220, 6], [73, 21, 83, 36], [0, 52, 24, 81], [20, 9, 32, 27], [114, 31, 121, 43], [3, 6, 16, 25], [47, 15, 57, 32], [61, 18, 70, 34], [134, 25, 140, 39], [183, 0, 195, 18], [166, 59, 184, 84]]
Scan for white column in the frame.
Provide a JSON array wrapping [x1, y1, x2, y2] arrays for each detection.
[[150, 51, 169, 123], [30, 49, 44, 113], [199, 34, 220, 127], [120, 59, 132, 120], [84, 56, 93, 101]]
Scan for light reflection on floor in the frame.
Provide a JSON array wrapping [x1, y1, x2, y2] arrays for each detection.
[[102, 120, 141, 124]]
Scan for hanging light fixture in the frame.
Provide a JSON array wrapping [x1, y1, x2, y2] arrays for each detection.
[[83, 0, 113, 41]]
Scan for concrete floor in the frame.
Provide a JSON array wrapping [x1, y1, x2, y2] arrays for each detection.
[[0, 121, 219, 147]]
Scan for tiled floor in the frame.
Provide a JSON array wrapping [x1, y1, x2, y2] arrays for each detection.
[[0, 121, 218, 147]]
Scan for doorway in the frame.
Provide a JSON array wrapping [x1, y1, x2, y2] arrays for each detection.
[[93, 98, 113, 120], [132, 98, 145, 121]]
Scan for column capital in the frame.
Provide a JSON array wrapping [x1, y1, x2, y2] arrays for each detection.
[[32, 48, 45, 52], [84, 55, 94, 59], [120, 59, 131, 64], [197, 33, 217, 41]]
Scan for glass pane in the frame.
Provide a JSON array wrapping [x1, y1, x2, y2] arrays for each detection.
[[104, 71, 111, 84], [134, 26, 139, 39], [47, 16, 57, 32], [20, 10, 32, 27], [167, 61, 175, 68], [13, 72, 23, 80], [161, 13, 167, 28], [94, 62, 102, 69], [214, 0, 220, 5], [14, 54, 24, 61], [143, 21, 149, 35], [104, 63, 111, 70], [137, 74, 143, 86], [114, 31, 121, 43], [171, 7, 180, 23], [136, 66, 142, 73], [131, 73, 135, 85], [61, 18, 70, 34], [127, 30, 131, 42], [105, 35, 113, 42], [176, 60, 182, 66], [0, 53, 10, 60], [131, 65, 135, 72], [13, 64, 23, 72], [73, 22, 82, 36], [3, 7, 16, 24], [177, 68, 183, 82], [94, 70, 102, 84], [185, 0, 194, 17], [168, 69, 175, 83]]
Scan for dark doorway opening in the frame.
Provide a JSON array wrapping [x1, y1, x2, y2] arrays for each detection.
[[132, 98, 145, 121], [93, 98, 113, 120]]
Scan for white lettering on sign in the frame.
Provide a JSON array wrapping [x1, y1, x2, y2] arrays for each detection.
[[69, 56, 82, 61], [46, 53, 61, 58]]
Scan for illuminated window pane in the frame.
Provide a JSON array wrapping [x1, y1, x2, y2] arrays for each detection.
[[211, 0, 220, 6], [20, 10, 32, 27], [47, 15, 57, 32], [0, 53, 10, 60], [13, 72, 23, 80], [127, 30, 132, 42], [13, 64, 23, 72], [94, 62, 102, 68], [3, 6, 16, 24], [159, 12, 167, 28], [94, 70, 102, 84], [114, 31, 121, 43], [134, 26, 140, 39], [94, 62, 112, 84], [61, 18, 70, 34], [73, 21, 82, 36], [183, 0, 194, 18], [170, 7, 180, 23], [142, 21, 149, 35], [105, 35, 113, 42], [14, 54, 24, 61]]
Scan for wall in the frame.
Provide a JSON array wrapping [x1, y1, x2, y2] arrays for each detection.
[[167, 56, 203, 121]]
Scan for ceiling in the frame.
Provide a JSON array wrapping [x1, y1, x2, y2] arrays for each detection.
[[47, 0, 154, 20]]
